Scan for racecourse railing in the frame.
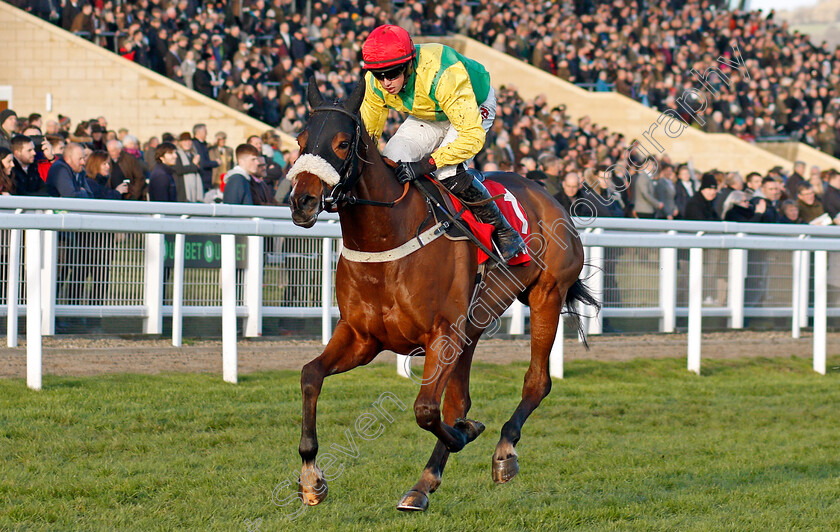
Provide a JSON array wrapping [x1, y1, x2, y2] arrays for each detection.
[[2, 195, 839, 389]]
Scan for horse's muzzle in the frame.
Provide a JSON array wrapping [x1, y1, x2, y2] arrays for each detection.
[[291, 193, 321, 228]]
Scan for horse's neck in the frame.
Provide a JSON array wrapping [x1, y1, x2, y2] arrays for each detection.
[[338, 142, 427, 252]]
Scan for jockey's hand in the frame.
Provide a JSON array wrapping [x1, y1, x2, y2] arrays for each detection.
[[395, 156, 436, 184]]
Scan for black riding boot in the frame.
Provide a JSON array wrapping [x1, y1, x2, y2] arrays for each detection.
[[450, 173, 526, 263]]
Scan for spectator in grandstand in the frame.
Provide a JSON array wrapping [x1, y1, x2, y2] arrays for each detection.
[[84, 150, 129, 200], [812, 171, 828, 200], [0, 147, 14, 195], [26, 113, 42, 130], [683, 174, 719, 221], [821, 171, 840, 223], [143, 136, 160, 171], [193, 56, 214, 99], [631, 165, 661, 219], [536, 154, 562, 197], [209, 131, 233, 188], [786, 161, 807, 200], [654, 163, 678, 220], [46, 142, 93, 198], [164, 40, 183, 79], [582, 166, 624, 218], [191, 123, 218, 192], [10, 135, 51, 196], [796, 183, 825, 224], [0, 109, 17, 151], [148, 142, 178, 203], [554, 172, 590, 217], [90, 123, 107, 151], [744, 172, 763, 195], [106, 139, 147, 200], [173, 132, 203, 202], [722, 191, 764, 223], [250, 156, 279, 206], [674, 164, 695, 219], [44, 119, 59, 136], [714, 173, 745, 219], [69, 3, 94, 38], [47, 134, 65, 157], [750, 177, 782, 224], [779, 200, 804, 224], [247, 134, 284, 185], [223, 143, 260, 205]]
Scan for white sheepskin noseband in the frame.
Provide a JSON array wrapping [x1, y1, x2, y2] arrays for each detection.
[[286, 153, 342, 187]]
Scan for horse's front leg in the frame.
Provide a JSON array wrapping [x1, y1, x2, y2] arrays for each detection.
[[412, 322, 485, 452], [299, 320, 380, 505], [398, 338, 478, 512]]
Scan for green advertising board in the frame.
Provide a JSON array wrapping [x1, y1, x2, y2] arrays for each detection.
[[164, 235, 248, 268]]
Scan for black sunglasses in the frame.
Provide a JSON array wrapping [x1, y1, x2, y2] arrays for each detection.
[[371, 65, 404, 81]]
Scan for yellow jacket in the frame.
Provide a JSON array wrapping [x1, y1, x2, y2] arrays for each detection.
[[361, 43, 492, 168]]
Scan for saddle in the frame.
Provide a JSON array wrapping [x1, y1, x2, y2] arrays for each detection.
[[413, 172, 531, 266]]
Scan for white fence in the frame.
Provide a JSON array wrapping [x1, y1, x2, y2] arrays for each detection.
[[2, 196, 840, 389]]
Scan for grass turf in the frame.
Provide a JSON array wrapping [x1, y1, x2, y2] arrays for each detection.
[[1, 355, 839, 531]]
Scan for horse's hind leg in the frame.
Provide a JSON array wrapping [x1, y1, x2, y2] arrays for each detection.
[[398, 339, 478, 512], [492, 282, 562, 483], [298, 320, 379, 505]]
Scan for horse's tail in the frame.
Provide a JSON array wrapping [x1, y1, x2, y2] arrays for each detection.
[[563, 278, 601, 350]]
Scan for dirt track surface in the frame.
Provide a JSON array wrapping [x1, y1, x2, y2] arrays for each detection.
[[1, 330, 836, 379]]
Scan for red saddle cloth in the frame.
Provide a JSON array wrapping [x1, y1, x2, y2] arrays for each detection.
[[446, 179, 531, 266]]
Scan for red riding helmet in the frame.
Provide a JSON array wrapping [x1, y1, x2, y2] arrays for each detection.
[[362, 25, 416, 70]]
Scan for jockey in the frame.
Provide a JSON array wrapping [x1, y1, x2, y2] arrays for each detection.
[[360, 24, 526, 262]]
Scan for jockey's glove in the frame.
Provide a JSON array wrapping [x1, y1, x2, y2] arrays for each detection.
[[395, 156, 436, 184]]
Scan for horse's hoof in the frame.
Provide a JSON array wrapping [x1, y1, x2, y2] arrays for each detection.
[[454, 418, 485, 444], [396, 489, 429, 512], [299, 469, 328, 506], [492, 454, 519, 484]]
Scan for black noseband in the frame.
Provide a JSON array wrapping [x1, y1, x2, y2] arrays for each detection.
[[308, 106, 363, 211]]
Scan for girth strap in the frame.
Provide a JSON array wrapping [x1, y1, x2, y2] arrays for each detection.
[[340, 222, 447, 263]]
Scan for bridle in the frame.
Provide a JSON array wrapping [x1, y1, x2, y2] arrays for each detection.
[[307, 105, 408, 211]]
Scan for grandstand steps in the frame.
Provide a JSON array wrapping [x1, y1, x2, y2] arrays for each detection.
[[0, 2, 296, 150], [424, 35, 840, 176]]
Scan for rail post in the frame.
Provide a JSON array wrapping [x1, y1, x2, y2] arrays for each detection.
[[813, 250, 827, 375], [587, 231, 604, 336], [245, 232, 264, 338], [26, 229, 43, 390], [143, 215, 165, 334], [659, 230, 677, 333], [221, 234, 237, 383], [321, 237, 333, 345], [799, 250, 810, 328], [727, 233, 746, 329], [508, 300, 525, 335], [549, 314, 564, 379], [792, 247, 802, 339], [6, 227, 21, 347], [40, 229, 57, 335], [171, 232, 185, 347], [687, 239, 703, 375]]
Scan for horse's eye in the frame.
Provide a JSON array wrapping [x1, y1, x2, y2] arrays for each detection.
[[338, 141, 350, 150]]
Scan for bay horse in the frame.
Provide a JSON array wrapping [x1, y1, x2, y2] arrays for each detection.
[[288, 80, 597, 512]]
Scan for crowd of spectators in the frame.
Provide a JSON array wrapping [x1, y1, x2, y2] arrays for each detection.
[[12, 0, 840, 160], [477, 86, 840, 226], [5, 99, 840, 229], [0, 108, 295, 206], [464, 0, 840, 158], [4, 1, 840, 228]]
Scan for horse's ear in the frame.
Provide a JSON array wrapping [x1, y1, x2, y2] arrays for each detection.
[[343, 80, 366, 114], [306, 76, 324, 110]]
